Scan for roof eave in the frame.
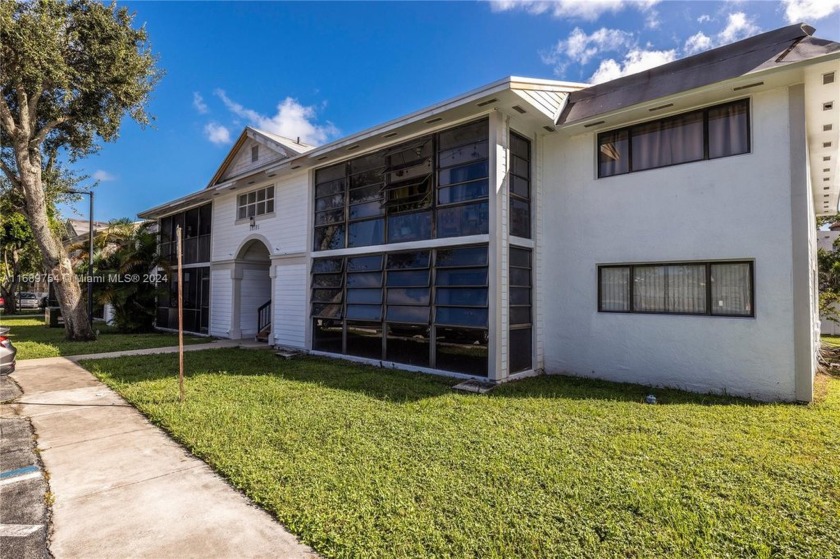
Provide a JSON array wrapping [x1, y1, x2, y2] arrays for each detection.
[[265, 76, 584, 174], [558, 23, 839, 127]]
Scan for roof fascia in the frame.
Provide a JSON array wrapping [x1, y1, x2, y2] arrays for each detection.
[[266, 77, 582, 173], [558, 50, 840, 132], [137, 190, 211, 219]]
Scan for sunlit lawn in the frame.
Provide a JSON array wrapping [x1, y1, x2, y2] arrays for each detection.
[[83, 349, 840, 559], [821, 335, 840, 347], [1, 314, 207, 360]]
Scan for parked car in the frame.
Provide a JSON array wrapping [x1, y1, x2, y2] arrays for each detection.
[[17, 292, 40, 309], [0, 327, 16, 375]]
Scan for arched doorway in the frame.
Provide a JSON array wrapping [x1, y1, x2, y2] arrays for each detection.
[[232, 238, 272, 341]]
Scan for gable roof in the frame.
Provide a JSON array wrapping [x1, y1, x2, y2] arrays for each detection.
[[63, 218, 110, 241], [139, 76, 584, 219], [559, 23, 840, 126], [206, 127, 315, 188]]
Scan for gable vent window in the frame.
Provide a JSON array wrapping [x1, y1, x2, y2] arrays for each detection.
[[238, 186, 274, 219], [251, 145, 259, 162], [598, 99, 750, 178]]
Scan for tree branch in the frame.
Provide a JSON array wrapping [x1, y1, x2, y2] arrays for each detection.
[[0, 96, 17, 138], [15, 86, 30, 136], [0, 159, 21, 190], [27, 85, 42, 128], [30, 116, 68, 148]]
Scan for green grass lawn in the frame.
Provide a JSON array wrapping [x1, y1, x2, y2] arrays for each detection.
[[821, 335, 840, 347], [82, 350, 840, 559], [1, 314, 208, 360]]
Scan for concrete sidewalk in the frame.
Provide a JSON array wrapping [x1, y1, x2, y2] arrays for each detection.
[[2, 354, 318, 558], [20, 337, 267, 365]]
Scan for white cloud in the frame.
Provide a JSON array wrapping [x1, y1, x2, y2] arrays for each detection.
[[718, 12, 760, 44], [684, 31, 713, 55], [645, 9, 660, 29], [697, 14, 711, 23], [543, 27, 633, 71], [681, 12, 761, 55], [193, 92, 208, 114], [589, 47, 677, 84], [488, 0, 659, 22], [782, 0, 840, 23], [214, 89, 338, 146], [204, 122, 232, 145], [92, 170, 116, 182]]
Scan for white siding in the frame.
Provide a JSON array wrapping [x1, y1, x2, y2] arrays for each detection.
[[540, 87, 799, 401], [221, 138, 286, 181], [209, 269, 232, 337], [512, 88, 568, 120], [274, 261, 307, 349], [239, 267, 271, 338], [212, 170, 309, 261]]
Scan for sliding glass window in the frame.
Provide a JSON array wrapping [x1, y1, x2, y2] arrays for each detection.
[[598, 261, 753, 317]]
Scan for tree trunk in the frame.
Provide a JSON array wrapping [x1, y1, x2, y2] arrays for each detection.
[[1, 284, 17, 314], [1, 250, 20, 314], [16, 145, 95, 341]]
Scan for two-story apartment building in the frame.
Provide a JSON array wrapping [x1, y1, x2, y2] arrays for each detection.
[[140, 23, 840, 401]]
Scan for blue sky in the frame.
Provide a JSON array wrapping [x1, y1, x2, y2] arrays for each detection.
[[65, 0, 840, 222]]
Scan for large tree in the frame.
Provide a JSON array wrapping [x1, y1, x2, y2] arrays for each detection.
[[0, 0, 161, 340], [1, 164, 86, 314]]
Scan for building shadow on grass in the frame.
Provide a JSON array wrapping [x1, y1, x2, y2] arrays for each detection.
[[80, 347, 770, 407]]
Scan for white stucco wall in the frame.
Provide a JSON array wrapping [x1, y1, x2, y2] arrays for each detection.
[[817, 230, 840, 251], [540, 87, 800, 400]]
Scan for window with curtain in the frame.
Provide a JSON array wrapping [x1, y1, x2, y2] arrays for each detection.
[[710, 262, 753, 316], [598, 99, 750, 178], [598, 261, 753, 317]]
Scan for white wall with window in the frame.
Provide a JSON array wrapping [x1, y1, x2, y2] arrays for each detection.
[[208, 170, 309, 340], [541, 86, 805, 400], [211, 170, 309, 262], [237, 185, 274, 220]]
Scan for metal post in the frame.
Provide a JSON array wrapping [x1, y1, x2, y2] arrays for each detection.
[[176, 225, 185, 402]]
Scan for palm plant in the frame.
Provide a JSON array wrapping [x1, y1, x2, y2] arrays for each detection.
[[70, 219, 168, 332]]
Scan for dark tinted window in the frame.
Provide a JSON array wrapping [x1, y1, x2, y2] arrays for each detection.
[[598, 99, 750, 177]]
